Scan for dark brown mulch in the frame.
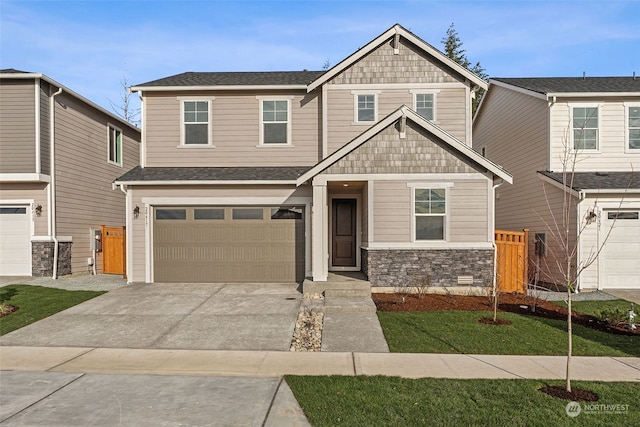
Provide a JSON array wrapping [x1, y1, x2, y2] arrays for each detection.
[[0, 304, 19, 318], [372, 293, 639, 336], [538, 385, 599, 401], [478, 316, 512, 325]]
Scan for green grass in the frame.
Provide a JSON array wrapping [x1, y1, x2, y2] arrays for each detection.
[[286, 376, 639, 427], [0, 285, 105, 335], [552, 299, 635, 318], [377, 310, 639, 356]]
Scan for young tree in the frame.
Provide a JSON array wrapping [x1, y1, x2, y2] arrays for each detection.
[[441, 23, 488, 114], [109, 76, 140, 127]]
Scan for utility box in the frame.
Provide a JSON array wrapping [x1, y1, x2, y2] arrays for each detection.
[[90, 228, 102, 253]]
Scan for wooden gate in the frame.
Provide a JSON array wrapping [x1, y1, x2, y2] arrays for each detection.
[[495, 229, 528, 293], [102, 225, 126, 277]]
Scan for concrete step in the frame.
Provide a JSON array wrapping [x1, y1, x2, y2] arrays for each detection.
[[323, 296, 377, 314], [303, 279, 371, 295], [324, 288, 371, 298]]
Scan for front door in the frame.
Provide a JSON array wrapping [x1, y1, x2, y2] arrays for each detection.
[[332, 198, 357, 267]]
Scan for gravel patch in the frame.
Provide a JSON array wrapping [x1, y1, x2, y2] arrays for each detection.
[[1, 273, 127, 292], [532, 290, 620, 302], [290, 293, 324, 352]]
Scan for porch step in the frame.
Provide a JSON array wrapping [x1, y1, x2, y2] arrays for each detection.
[[323, 295, 377, 314], [324, 286, 371, 298]]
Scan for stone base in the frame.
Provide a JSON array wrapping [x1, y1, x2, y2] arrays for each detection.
[[362, 248, 493, 289], [32, 241, 72, 277]]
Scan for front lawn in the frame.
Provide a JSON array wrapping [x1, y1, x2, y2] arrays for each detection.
[[286, 375, 639, 427], [377, 310, 639, 357], [0, 285, 105, 335]]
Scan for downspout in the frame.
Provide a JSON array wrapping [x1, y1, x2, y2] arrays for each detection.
[[577, 190, 587, 292], [491, 179, 505, 298], [50, 86, 63, 279]]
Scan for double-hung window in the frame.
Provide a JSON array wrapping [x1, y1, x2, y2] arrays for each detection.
[[261, 99, 290, 144], [414, 188, 446, 241], [357, 94, 376, 122], [415, 93, 434, 121], [182, 100, 210, 145], [108, 125, 122, 166], [628, 105, 640, 150], [572, 106, 598, 150]]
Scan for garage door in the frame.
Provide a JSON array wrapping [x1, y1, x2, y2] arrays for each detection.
[[601, 210, 640, 289], [153, 206, 304, 283], [0, 206, 31, 276]]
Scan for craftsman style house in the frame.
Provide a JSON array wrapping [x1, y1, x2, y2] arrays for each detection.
[[0, 69, 140, 277], [115, 24, 511, 290], [473, 77, 640, 290]]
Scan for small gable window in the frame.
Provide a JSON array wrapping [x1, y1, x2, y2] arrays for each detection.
[[572, 106, 598, 150], [261, 99, 290, 144], [357, 94, 376, 122], [414, 188, 446, 241], [415, 93, 434, 121], [108, 125, 122, 166], [182, 100, 210, 145], [628, 105, 640, 150]]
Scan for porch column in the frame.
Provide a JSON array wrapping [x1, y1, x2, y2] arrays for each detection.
[[312, 181, 328, 281]]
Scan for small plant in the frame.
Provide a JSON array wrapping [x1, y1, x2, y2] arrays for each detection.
[[595, 308, 631, 326], [412, 275, 431, 299]]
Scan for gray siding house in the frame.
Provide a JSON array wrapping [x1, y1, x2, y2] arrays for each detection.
[[115, 24, 511, 291], [473, 77, 640, 290], [0, 69, 141, 277]]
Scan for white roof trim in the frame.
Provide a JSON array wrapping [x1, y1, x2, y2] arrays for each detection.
[[489, 79, 640, 100], [537, 172, 580, 197], [131, 85, 309, 92], [0, 72, 141, 133], [307, 24, 488, 93], [0, 173, 50, 183], [114, 180, 298, 186], [297, 105, 512, 186], [488, 79, 548, 101]]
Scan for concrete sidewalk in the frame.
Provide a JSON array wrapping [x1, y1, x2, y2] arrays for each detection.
[[2, 346, 639, 382]]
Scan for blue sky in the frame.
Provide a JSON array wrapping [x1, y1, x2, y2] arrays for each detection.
[[1, 0, 639, 119]]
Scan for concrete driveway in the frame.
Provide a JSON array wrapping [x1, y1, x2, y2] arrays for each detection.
[[0, 282, 303, 351]]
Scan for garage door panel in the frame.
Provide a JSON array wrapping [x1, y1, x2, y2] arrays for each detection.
[[602, 210, 640, 289], [154, 206, 304, 283], [0, 206, 31, 276]]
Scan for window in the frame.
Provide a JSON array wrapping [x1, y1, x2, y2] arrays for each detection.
[[572, 107, 598, 150], [194, 208, 225, 220], [415, 93, 434, 120], [183, 101, 210, 145], [357, 94, 376, 122], [0, 207, 27, 214], [108, 125, 122, 166], [155, 209, 187, 220], [628, 106, 640, 150], [261, 100, 289, 144], [232, 208, 264, 220], [608, 211, 639, 220], [414, 188, 446, 240]]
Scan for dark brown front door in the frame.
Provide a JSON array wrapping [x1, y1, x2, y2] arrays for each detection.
[[332, 198, 356, 267]]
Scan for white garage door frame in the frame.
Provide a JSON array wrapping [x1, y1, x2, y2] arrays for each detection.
[[598, 205, 640, 290], [0, 199, 34, 276], [141, 196, 312, 283]]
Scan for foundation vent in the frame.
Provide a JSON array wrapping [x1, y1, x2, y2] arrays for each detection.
[[457, 276, 474, 285]]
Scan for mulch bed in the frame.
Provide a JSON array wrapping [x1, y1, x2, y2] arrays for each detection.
[[372, 293, 639, 336], [538, 385, 599, 402]]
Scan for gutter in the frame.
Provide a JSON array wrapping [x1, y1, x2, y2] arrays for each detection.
[[491, 179, 505, 298], [50, 86, 63, 279]]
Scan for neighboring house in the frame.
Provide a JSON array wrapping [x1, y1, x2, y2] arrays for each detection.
[[115, 24, 511, 291], [473, 77, 640, 291], [0, 69, 141, 277]]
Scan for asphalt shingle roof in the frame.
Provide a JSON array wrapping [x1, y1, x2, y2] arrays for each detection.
[[115, 166, 312, 182], [538, 171, 640, 191], [493, 77, 640, 94], [135, 71, 326, 87]]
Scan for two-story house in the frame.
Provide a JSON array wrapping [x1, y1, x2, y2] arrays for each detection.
[[473, 77, 640, 291], [0, 69, 141, 277], [115, 24, 511, 292]]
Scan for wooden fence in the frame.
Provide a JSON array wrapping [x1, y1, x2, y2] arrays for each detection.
[[495, 229, 528, 293]]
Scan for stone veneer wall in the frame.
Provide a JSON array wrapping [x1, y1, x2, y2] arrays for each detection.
[[32, 242, 72, 276], [362, 248, 493, 288]]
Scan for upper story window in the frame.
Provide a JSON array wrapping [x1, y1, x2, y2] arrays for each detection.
[[413, 188, 447, 241], [182, 100, 210, 145], [260, 99, 290, 145], [628, 105, 640, 151], [572, 106, 598, 150], [108, 125, 122, 166], [414, 93, 434, 121], [356, 94, 376, 123]]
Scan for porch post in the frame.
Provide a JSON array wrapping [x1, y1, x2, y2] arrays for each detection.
[[312, 181, 328, 281]]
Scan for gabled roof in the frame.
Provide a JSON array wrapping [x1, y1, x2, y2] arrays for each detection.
[[131, 71, 325, 92], [115, 166, 311, 185], [0, 69, 141, 133], [538, 171, 640, 193], [490, 77, 640, 99], [307, 24, 488, 92], [297, 106, 512, 185]]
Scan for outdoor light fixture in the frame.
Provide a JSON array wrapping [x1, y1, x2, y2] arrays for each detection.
[[586, 210, 597, 224], [34, 204, 42, 217], [133, 205, 140, 219]]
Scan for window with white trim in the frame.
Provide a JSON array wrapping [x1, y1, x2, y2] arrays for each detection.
[[261, 100, 290, 144], [628, 105, 640, 150], [182, 101, 210, 145], [414, 93, 434, 121], [414, 188, 446, 240], [108, 125, 122, 166], [356, 94, 376, 122], [572, 106, 598, 150]]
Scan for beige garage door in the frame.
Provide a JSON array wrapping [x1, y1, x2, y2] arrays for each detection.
[[0, 206, 31, 276], [601, 210, 640, 289], [153, 206, 304, 283]]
